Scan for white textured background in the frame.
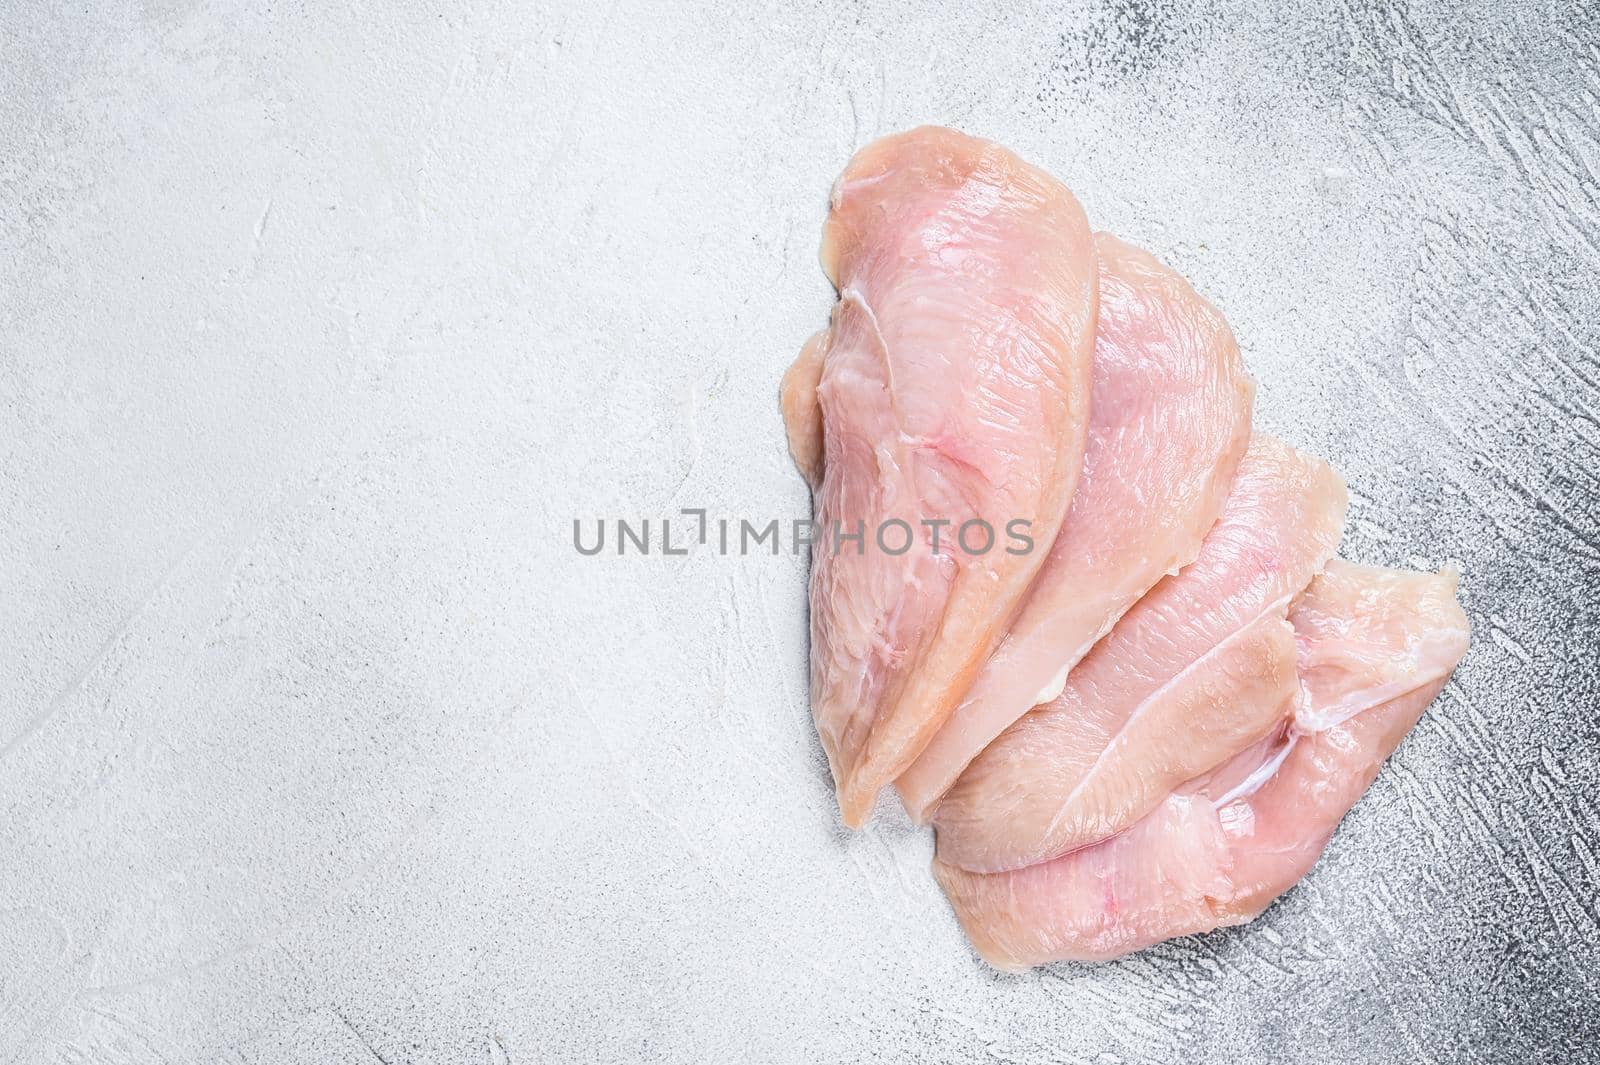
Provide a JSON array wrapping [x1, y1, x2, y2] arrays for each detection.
[[2, 1, 1597, 1061]]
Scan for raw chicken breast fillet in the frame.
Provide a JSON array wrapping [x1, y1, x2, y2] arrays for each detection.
[[933, 436, 1347, 872], [932, 561, 1470, 969], [896, 232, 1254, 822], [780, 126, 1098, 827]]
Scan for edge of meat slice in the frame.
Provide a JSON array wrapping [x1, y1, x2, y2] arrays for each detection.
[[780, 330, 829, 489], [894, 233, 1254, 823], [932, 561, 1470, 970], [780, 126, 1098, 827], [1286, 559, 1474, 732], [932, 435, 1347, 871]]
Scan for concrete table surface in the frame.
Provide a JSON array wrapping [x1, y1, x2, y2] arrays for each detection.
[[2, 1, 1596, 1061]]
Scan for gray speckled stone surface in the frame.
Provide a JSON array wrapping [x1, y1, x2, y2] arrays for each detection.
[[2, 0, 1596, 1061]]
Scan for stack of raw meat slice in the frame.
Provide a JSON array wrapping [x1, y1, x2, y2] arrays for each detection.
[[780, 126, 1470, 969]]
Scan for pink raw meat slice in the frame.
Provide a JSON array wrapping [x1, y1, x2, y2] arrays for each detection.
[[779, 127, 1098, 827], [895, 232, 1253, 822], [932, 436, 1347, 872], [932, 561, 1469, 970]]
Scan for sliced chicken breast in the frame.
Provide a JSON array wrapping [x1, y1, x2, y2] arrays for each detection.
[[780, 126, 1099, 827], [895, 233, 1253, 822], [932, 436, 1347, 872], [932, 561, 1469, 970]]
